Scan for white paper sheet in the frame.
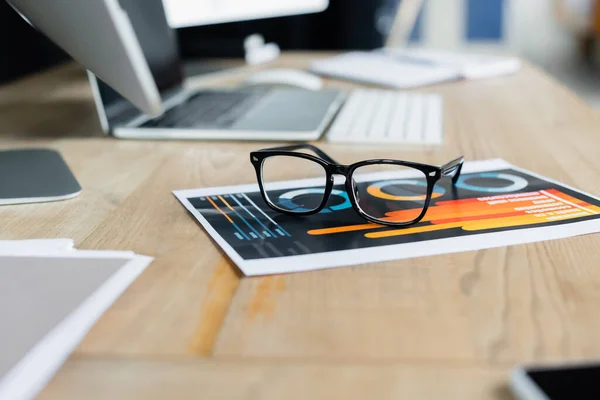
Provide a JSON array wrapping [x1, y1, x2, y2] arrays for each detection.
[[0, 252, 153, 400], [0, 239, 74, 254]]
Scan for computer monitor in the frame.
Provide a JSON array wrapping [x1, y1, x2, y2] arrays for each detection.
[[162, 0, 329, 28]]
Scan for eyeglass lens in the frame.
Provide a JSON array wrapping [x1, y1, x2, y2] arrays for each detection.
[[261, 156, 435, 223], [261, 155, 327, 213], [351, 164, 432, 223]]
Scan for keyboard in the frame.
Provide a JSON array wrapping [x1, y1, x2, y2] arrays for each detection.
[[141, 90, 269, 129], [326, 89, 443, 145]]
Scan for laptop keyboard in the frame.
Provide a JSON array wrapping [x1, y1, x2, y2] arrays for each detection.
[[141, 90, 270, 129]]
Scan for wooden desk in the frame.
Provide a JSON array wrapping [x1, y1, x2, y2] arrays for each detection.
[[2, 52, 600, 399]]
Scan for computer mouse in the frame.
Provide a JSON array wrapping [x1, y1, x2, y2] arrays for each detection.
[[243, 68, 323, 90]]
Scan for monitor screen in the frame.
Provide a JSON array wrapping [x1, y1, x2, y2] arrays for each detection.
[[162, 0, 329, 28], [97, 0, 183, 123]]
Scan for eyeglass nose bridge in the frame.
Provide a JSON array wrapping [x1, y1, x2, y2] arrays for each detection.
[[331, 165, 350, 176], [329, 165, 359, 202]]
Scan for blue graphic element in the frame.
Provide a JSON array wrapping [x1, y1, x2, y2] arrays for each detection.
[[224, 195, 263, 239], [371, 179, 429, 190], [231, 222, 250, 240], [234, 232, 245, 240], [231, 194, 277, 239], [278, 188, 351, 213], [275, 229, 286, 237], [456, 172, 528, 193], [466, 0, 504, 41], [370, 179, 446, 200], [241, 193, 292, 237]]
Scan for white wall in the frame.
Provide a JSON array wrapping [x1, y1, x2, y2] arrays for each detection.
[[413, 0, 576, 60], [508, 0, 575, 63]]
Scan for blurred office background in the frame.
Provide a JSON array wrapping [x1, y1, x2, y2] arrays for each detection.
[[2, 0, 600, 107]]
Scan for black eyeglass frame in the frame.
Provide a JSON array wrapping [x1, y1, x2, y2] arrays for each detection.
[[250, 144, 464, 227]]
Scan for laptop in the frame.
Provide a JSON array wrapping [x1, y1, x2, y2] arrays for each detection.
[[7, 0, 345, 141]]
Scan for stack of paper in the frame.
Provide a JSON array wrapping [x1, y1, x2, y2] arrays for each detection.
[[309, 51, 459, 89], [309, 49, 521, 89], [383, 48, 522, 80], [0, 240, 152, 400]]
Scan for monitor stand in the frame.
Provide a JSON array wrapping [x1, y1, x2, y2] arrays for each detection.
[[0, 149, 81, 205]]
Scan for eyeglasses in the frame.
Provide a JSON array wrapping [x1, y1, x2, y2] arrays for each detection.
[[250, 144, 464, 227]]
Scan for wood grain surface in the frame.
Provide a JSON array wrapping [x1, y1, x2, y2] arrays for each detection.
[[2, 52, 600, 399]]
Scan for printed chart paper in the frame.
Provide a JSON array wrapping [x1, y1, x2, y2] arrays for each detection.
[[174, 159, 600, 276]]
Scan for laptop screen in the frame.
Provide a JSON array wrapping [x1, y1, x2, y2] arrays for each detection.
[[95, 0, 183, 125]]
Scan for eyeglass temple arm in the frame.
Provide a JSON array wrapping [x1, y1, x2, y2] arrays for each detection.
[[441, 156, 464, 184], [257, 144, 339, 164]]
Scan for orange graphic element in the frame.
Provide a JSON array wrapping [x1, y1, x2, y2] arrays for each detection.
[[308, 222, 380, 235], [207, 196, 233, 223], [365, 222, 465, 238], [385, 190, 587, 222], [367, 210, 592, 239], [218, 195, 235, 212], [367, 185, 444, 201], [308, 189, 600, 238], [433, 210, 525, 224]]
